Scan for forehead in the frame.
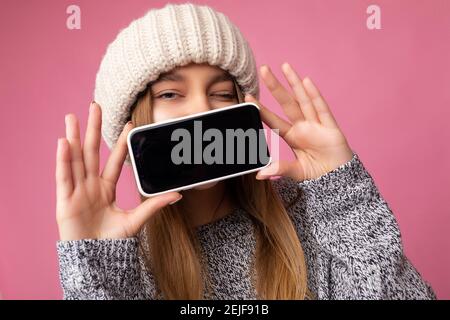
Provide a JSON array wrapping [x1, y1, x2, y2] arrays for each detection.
[[152, 63, 234, 84]]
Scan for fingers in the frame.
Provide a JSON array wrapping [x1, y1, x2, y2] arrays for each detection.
[[281, 63, 320, 123], [101, 121, 133, 186], [260, 65, 305, 122], [256, 160, 305, 181], [65, 113, 86, 185], [83, 102, 102, 177], [128, 192, 183, 231], [260, 62, 339, 129], [244, 94, 291, 138], [303, 77, 339, 128], [56, 138, 74, 199]]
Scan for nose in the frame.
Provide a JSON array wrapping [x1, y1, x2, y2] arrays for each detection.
[[181, 93, 212, 117]]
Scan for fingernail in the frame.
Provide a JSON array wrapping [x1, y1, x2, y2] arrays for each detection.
[[169, 194, 183, 205], [256, 174, 268, 180], [258, 166, 273, 176]]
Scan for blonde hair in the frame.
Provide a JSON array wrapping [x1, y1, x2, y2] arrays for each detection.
[[130, 74, 311, 299]]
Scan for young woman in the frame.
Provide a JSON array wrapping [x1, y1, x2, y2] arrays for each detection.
[[55, 3, 435, 300]]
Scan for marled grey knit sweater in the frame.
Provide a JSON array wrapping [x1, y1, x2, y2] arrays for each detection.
[[56, 153, 436, 300]]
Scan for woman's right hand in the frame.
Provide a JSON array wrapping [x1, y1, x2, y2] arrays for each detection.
[[55, 102, 182, 241]]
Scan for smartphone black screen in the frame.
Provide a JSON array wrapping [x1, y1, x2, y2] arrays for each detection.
[[128, 103, 270, 195]]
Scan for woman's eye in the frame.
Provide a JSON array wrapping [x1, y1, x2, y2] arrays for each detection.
[[155, 92, 236, 100], [156, 92, 180, 100], [212, 93, 236, 100]]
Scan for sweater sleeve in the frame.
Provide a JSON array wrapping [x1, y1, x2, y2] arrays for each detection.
[[271, 152, 436, 300], [56, 237, 157, 300]]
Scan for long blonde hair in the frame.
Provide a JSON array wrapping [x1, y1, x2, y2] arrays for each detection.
[[130, 74, 311, 299]]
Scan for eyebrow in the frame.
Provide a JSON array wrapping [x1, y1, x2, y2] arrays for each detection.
[[151, 70, 235, 86]]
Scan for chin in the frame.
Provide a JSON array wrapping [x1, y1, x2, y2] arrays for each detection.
[[193, 181, 218, 190]]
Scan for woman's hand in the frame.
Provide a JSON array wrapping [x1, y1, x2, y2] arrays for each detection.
[[246, 63, 354, 181], [55, 102, 182, 241]]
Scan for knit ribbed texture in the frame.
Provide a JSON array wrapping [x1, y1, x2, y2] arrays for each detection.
[[94, 3, 259, 151]]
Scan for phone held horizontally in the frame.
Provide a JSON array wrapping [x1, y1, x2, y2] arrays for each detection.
[[127, 102, 272, 197]]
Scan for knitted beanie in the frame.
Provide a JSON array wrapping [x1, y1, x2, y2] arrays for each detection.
[[93, 2, 259, 152]]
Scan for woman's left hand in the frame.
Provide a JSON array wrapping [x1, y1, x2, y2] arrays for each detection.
[[246, 62, 354, 181]]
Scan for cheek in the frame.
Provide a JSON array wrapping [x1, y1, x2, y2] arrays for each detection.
[[211, 100, 238, 109], [152, 105, 180, 122], [151, 97, 239, 122]]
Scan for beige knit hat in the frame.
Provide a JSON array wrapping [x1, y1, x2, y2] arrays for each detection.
[[94, 2, 259, 152]]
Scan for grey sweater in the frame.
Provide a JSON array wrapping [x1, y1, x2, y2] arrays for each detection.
[[56, 153, 436, 300]]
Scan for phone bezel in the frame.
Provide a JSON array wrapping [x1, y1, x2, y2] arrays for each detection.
[[126, 102, 272, 197]]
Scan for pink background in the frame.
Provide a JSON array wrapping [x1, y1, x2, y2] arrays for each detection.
[[0, 0, 449, 299]]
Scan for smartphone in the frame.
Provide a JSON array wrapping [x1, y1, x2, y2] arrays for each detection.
[[127, 102, 272, 197]]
